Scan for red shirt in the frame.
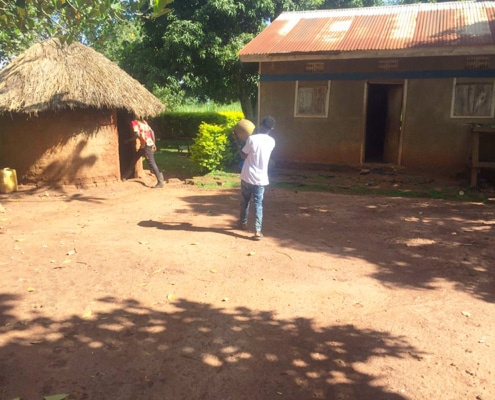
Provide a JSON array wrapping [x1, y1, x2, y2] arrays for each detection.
[[131, 120, 155, 148]]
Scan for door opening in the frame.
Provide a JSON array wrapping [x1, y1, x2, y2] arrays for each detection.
[[364, 83, 403, 164], [117, 110, 136, 179]]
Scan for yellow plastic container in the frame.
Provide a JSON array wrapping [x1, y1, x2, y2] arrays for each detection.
[[0, 168, 18, 194]]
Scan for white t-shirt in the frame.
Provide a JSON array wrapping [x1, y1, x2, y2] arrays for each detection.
[[240, 133, 276, 186]]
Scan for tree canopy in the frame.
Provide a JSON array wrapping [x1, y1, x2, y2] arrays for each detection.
[[115, 0, 389, 119], [116, 0, 340, 119], [0, 0, 172, 61]]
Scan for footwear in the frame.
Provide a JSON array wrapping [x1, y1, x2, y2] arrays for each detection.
[[253, 231, 263, 240], [152, 172, 164, 188], [238, 221, 248, 230]]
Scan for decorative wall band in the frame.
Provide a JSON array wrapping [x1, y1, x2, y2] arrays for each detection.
[[260, 69, 495, 82]]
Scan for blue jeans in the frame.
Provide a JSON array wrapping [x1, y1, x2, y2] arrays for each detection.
[[240, 180, 265, 233]]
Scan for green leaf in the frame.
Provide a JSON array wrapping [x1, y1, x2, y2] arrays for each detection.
[[151, 0, 171, 18], [44, 395, 69, 400]]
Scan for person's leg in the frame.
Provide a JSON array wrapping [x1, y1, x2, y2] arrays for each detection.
[[253, 185, 265, 235], [239, 180, 252, 228], [144, 146, 164, 188]]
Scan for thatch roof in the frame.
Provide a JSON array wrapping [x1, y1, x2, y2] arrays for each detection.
[[0, 38, 165, 118]]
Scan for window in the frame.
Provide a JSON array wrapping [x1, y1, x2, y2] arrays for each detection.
[[378, 59, 399, 71], [451, 79, 495, 118], [294, 81, 330, 118], [465, 56, 489, 70], [305, 62, 324, 72]]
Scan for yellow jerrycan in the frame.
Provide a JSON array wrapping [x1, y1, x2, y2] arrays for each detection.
[[0, 168, 18, 194]]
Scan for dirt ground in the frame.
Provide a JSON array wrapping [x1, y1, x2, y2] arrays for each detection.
[[0, 168, 494, 400]]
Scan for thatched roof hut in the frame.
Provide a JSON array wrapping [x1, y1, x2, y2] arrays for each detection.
[[0, 38, 165, 187], [0, 38, 164, 117]]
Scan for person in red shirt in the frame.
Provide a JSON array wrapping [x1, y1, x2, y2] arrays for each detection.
[[123, 119, 164, 188]]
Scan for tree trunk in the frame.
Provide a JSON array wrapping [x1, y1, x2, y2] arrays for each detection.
[[240, 96, 255, 123], [237, 62, 259, 124]]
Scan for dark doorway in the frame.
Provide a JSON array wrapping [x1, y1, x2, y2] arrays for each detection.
[[117, 110, 136, 179], [364, 83, 403, 164]]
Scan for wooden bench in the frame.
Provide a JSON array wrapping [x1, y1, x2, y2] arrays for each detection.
[[175, 137, 191, 157]]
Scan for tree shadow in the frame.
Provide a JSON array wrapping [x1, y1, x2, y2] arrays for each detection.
[[41, 140, 98, 186], [0, 294, 18, 327], [0, 294, 417, 400], [0, 187, 108, 205], [172, 188, 495, 303]]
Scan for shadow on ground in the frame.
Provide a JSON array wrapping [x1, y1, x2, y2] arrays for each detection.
[[162, 186, 495, 304], [0, 294, 415, 400]]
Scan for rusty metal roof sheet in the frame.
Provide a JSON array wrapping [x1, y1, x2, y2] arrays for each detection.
[[239, 1, 495, 61]]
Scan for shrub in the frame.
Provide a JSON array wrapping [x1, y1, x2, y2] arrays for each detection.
[[189, 112, 245, 172], [190, 123, 228, 172], [151, 111, 245, 173]]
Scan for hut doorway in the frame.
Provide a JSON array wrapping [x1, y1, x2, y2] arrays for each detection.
[[117, 111, 137, 179], [364, 83, 403, 164]]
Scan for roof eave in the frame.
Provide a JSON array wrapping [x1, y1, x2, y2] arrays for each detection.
[[240, 45, 495, 63]]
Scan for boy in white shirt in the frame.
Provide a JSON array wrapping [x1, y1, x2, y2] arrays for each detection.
[[237, 116, 276, 240]]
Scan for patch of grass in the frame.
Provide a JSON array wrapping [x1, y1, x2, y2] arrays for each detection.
[[153, 142, 240, 186], [271, 180, 488, 202], [192, 171, 240, 189], [153, 142, 202, 179], [174, 102, 241, 113], [151, 145, 490, 202]]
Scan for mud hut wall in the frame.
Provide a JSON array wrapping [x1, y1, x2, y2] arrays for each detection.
[[0, 109, 120, 185], [259, 79, 364, 165], [258, 55, 495, 170]]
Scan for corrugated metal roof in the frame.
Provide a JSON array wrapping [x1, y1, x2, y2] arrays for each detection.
[[239, 1, 495, 61]]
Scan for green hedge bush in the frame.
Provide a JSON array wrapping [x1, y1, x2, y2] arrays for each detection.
[[188, 112, 245, 172], [150, 111, 244, 140], [150, 111, 246, 173]]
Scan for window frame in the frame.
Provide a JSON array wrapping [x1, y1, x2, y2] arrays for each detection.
[[450, 78, 495, 118], [294, 80, 330, 118]]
